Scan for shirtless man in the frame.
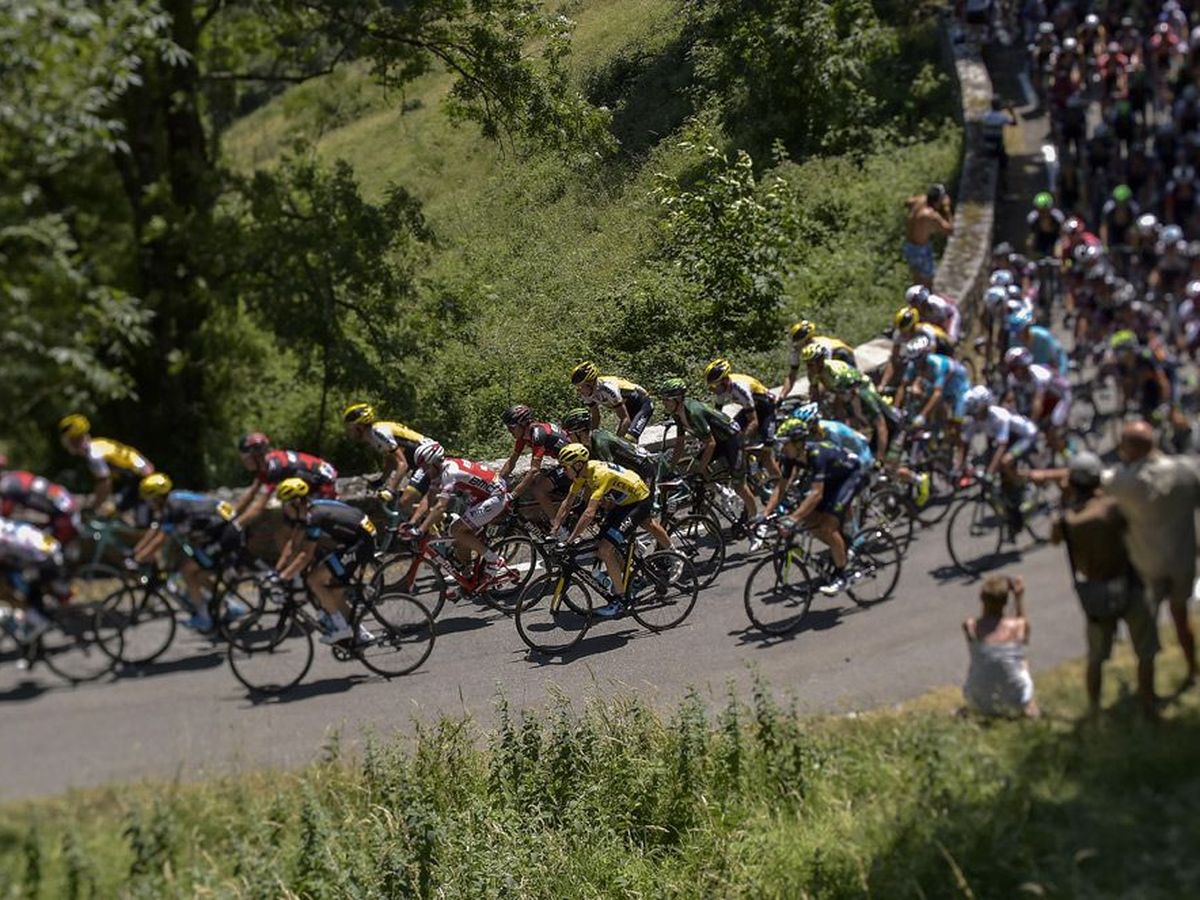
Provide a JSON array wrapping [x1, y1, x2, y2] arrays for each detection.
[[902, 184, 955, 288]]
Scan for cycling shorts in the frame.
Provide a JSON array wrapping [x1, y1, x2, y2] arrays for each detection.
[[714, 436, 745, 483], [460, 493, 511, 531], [948, 388, 968, 421], [815, 471, 867, 521], [625, 395, 654, 439], [1007, 436, 1038, 461], [184, 522, 246, 570], [600, 495, 654, 546], [735, 400, 778, 444], [321, 538, 377, 583]]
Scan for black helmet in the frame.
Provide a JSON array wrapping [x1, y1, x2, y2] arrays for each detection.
[[501, 404, 534, 428]]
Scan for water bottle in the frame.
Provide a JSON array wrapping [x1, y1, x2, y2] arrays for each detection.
[[715, 483, 741, 518], [591, 563, 613, 594]]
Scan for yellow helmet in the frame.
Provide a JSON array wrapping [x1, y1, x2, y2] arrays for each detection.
[[801, 342, 831, 364], [894, 306, 920, 331], [558, 443, 590, 467], [58, 414, 91, 439], [571, 361, 599, 384], [276, 477, 310, 502], [704, 357, 733, 385], [790, 320, 817, 343], [139, 473, 173, 500], [343, 402, 376, 426]]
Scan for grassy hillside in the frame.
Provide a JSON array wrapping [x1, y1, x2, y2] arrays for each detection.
[[3, 640, 1197, 896], [222, 0, 958, 460]]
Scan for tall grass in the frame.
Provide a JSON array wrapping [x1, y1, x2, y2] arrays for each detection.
[[3, 644, 1198, 898]]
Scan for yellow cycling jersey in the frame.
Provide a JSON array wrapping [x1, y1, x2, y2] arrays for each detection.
[[85, 438, 154, 480], [732, 373, 769, 396], [568, 460, 649, 506], [587, 376, 647, 409], [790, 335, 854, 368], [367, 421, 425, 452]]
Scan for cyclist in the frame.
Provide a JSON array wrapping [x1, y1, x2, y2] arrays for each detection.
[[906, 284, 961, 344], [658, 378, 759, 525], [893, 335, 970, 432], [1100, 184, 1140, 249], [342, 403, 426, 503], [1108, 330, 1184, 430], [760, 425, 870, 596], [807, 344, 895, 451], [273, 478, 378, 646], [1003, 347, 1072, 452], [497, 405, 573, 527], [560, 407, 658, 485], [881, 306, 954, 389], [57, 414, 155, 522], [1008, 309, 1069, 374], [1026, 192, 1065, 258], [703, 358, 780, 477], [784, 320, 856, 395], [957, 386, 1041, 536], [0, 461, 82, 546], [232, 433, 338, 527], [0, 517, 70, 643], [128, 474, 246, 631], [549, 443, 670, 618], [570, 362, 653, 439], [780, 403, 873, 464], [406, 440, 514, 579]]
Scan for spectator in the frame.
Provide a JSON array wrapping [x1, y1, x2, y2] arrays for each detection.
[[903, 184, 954, 288], [981, 97, 1018, 182], [1103, 421, 1200, 688], [962, 575, 1040, 718], [1049, 452, 1158, 719]]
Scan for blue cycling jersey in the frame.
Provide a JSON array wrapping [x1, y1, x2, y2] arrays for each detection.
[[905, 353, 969, 395], [1025, 326, 1068, 374], [818, 420, 873, 464]]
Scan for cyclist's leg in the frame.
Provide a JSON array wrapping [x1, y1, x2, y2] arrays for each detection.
[[722, 436, 757, 518], [307, 549, 353, 618], [626, 396, 653, 440], [452, 495, 509, 562]]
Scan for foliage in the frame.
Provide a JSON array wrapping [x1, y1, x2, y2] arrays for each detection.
[[2, 649, 1199, 896]]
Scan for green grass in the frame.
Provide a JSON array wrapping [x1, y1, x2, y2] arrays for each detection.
[[3, 639, 1198, 898]]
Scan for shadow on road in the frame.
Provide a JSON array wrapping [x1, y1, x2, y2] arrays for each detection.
[[237, 673, 370, 707], [433, 615, 495, 638], [0, 679, 50, 704], [518, 626, 640, 667], [731, 606, 850, 648], [116, 650, 225, 680]]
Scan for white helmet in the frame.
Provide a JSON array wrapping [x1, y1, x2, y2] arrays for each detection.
[[905, 284, 930, 306], [901, 335, 933, 361], [414, 439, 444, 468], [965, 385, 993, 414], [984, 286, 1008, 309], [1136, 213, 1159, 236], [1004, 346, 1033, 369], [989, 269, 1015, 288]]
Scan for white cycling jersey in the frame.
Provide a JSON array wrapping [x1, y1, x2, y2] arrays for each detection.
[[966, 406, 1039, 446]]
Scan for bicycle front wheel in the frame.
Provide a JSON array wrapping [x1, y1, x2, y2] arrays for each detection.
[[40, 602, 124, 683], [667, 513, 726, 588], [355, 592, 436, 678], [846, 528, 902, 607], [946, 496, 1006, 577], [105, 582, 177, 666], [226, 609, 314, 695], [482, 535, 542, 615], [629, 550, 698, 632], [514, 573, 592, 654], [859, 485, 915, 550], [742, 550, 816, 635]]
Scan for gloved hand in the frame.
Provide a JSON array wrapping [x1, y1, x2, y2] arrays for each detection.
[[911, 414, 926, 429], [376, 487, 395, 505]]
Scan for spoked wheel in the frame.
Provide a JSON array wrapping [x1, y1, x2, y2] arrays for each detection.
[[104, 580, 177, 666], [39, 601, 124, 683], [365, 550, 448, 619], [354, 592, 436, 677], [846, 528, 903, 607], [742, 550, 816, 635], [946, 496, 1007, 577], [629, 550, 698, 632], [909, 461, 957, 526], [666, 513, 726, 588], [209, 574, 265, 644], [860, 485, 915, 550], [226, 609, 314, 695], [514, 573, 593, 654], [481, 536, 542, 615], [69, 564, 127, 606]]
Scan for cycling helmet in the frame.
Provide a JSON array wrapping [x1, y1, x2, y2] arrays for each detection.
[[1063, 216, 1085, 236], [905, 284, 930, 306], [276, 477, 310, 503], [570, 361, 599, 384], [801, 343, 830, 365], [1084, 13, 1099, 28], [1186, 280, 1200, 301], [989, 269, 1015, 288], [1161, 224, 1184, 245], [790, 320, 817, 342], [558, 443, 590, 467], [1109, 329, 1138, 351], [238, 432, 271, 454], [1135, 213, 1159, 236], [792, 401, 820, 429], [342, 402, 376, 426], [657, 377, 688, 398], [501, 404, 534, 428], [1033, 191, 1054, 210], [894, 306, 919, 330], [992, 241, 1014, 258], [1007, 308, 1034, 331], [1037, 21, 1054, 36], [984, 286, 1009, 310], [901, 335, 933, 361], [777, 414, 814, 442], [58, 414, 90, 439], [413, 439, 444, 468], [1004, 346, 1033, 369], [561, 407, 593, 432], [1112, 184, 1133, 203], [704, 357, 733, 385], [1061, 37, 1078, 52], [964, 385, 993, 414], [138, 473, 173, 500]]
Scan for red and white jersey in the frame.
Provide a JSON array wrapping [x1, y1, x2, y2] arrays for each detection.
[[433, 458, 506, 503]]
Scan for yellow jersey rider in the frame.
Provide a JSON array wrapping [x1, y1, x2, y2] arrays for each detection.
[[57, 414, 155, 522], [880, 306, 954, 388], [782, 320, 856, 396], [342, 403, 427, 504], [570, 362, 654, 439], [703, 358, 781, 478]]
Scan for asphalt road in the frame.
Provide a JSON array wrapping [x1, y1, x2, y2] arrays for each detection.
[[0, 49, 1094, 803]]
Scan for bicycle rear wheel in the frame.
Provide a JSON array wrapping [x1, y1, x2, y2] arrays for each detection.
[[846, 528, 902, 607], [365, 550, 448, 619], [860, 485, 915, 550], [355, 592, 436, 678], [629, 550, 698, 632], [909, 460, 956, 526], [105, 581, 177, 666], [226, 609, 314, 695], [481, 536, 542, 615], [742, 550, 816, 635], [946, 496, 1006, 577], [40, 602, 124, 683], [514, 573, 592, 654], [210, 574, 267, 644], [667, 513, 725, 588]]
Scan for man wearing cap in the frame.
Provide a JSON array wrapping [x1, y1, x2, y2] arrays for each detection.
[[1046, 451, 1158, 718]]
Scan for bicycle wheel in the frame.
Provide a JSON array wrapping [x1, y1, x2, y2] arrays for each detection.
[[946, 496, 1006, 577], [104, 581, 177, 666], [667, 513, 726, 588], [846, 528, 902, 607], [860, 485, 915, 550], [910, 460, 957, 526], [742, 550, 816, 635], [210, 574, 268, 644], [226, 608, 314, 695], [70, 563, 128, 605], [629, 550, 698, 632], [365, 550, 448, 618], [481, 535, 542, 615], [354, 592, 436, 678], [514, 573, 592, 654], [39, 601, 124, 683]]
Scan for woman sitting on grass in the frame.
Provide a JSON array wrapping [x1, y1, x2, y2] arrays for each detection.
[[962, 575, 1040, 718]]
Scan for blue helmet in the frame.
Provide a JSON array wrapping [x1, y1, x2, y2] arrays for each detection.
[[1007, 308, 1034, 332]]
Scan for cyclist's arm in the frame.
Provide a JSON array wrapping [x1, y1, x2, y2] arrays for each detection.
[[761, 470, 796, 518], [278, 536, 317, 580], [917, 386, 944, 420], [782, 368, 798, 397], [92, 476, 112, 510], [614, 407, 632, 438], [235, 488, 270, 528], [743, 408, 760, 440], [589, 406, 600, 432], [274, 524, 301, 572], [550, 490, 580, 534], [671, 423, 687, 467], [385, 449, 408, 492], [789, 482, 825, 523], [512, 456, 543, 498], [131, 527, 168, 563], [986, 441, 1009, 476], [696, 434, 717, 475], [567, 497, 602, 542], [498, 444, 523, 480], [414, 495, 450, 536]]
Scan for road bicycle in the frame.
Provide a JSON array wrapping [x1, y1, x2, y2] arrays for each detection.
[[0, 595, 124, 684], [514, 536, 698, 655], [945, 472, 1054, 577]]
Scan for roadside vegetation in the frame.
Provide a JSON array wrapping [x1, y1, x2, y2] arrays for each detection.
[[2, 645, 1197, 897]]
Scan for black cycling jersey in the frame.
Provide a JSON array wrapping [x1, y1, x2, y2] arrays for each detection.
[[157, 491, 235, 536], [293, 499, 375, 545]]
